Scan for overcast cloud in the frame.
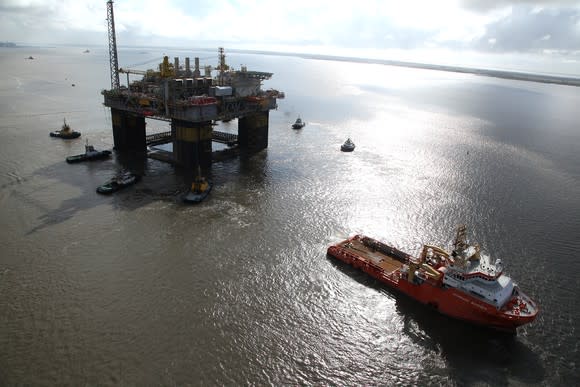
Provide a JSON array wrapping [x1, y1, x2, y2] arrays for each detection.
[[1, 1, 579, 56]]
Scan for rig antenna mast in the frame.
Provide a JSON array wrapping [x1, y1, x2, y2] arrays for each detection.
[[106, 0, 120, 90]]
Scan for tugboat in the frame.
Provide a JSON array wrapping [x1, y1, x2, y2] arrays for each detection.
[[96, 171, 140, 194], [49, 118, 81, 139], [183, 173, 212, 203], [183, 128, 212, 203], [66, 140, 111, 163], [341, 138, 355, 152], [292, 117, 305, 129], [327, 225, 539, 333]]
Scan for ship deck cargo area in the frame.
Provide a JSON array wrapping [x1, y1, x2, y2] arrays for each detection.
[[339, 239, 406, 275]]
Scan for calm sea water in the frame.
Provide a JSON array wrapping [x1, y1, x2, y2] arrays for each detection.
[[1, 46, 579, 385]]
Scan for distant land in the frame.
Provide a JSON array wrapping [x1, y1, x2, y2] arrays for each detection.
[[229, 49, 580, 88], [0, 42, 17, 47]]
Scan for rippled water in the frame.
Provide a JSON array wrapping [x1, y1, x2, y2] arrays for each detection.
[[1, 46, 579, 385]]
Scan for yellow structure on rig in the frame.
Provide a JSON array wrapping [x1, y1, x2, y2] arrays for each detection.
[[159, 56, 174, 78]]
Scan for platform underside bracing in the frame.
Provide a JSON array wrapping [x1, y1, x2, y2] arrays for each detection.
[[110, 109, 271, 172]]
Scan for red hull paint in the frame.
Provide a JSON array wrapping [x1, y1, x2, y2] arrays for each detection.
[[327, 237, 538, 332]]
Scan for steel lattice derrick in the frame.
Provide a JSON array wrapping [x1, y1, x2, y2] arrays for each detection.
[[107, 1, 120, 90]]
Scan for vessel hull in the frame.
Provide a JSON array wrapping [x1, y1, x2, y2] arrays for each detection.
[[327, 236, 537, 332], [96, 174, 140, 194], [66, 150, 111, 163], [182, 183, 212, 203], [50, 131, 81, 139]]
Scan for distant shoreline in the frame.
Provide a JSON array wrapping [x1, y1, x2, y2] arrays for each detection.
[[229, 48, 580, 88], [4, 42, 578, 87]]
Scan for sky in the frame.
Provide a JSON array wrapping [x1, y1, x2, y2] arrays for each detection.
[[1, 0, 580, 74]]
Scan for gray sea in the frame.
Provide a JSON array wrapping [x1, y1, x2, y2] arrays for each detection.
[[1, 46, 579, 385]]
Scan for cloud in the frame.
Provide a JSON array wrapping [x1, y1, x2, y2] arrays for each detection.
[[0, 0, 579, 56], [0, 0, 105, 45], [473, 5, 580, 52], [460, 0, 580, 13]]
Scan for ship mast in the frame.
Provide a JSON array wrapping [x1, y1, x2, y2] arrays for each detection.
[[453, 224, 481, 262], [454, 224, 468, 253]]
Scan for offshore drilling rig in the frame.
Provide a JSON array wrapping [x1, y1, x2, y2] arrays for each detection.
[[102, 1, 284, 171]]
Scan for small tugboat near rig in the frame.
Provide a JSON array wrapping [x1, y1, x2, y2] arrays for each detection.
[[292, 117, 305, 129], [327, 225, 538, 333], [96, 171, 140, 194], [50, 118, 81, 139], [66, 140, 111, 163], [182, 175, 212, 203], [341, 138, 355, 152]]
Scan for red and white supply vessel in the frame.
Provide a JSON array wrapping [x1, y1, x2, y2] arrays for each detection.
[[327, 225, 539, 332]]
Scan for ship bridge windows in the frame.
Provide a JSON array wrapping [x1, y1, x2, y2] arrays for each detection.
[[470, 272, 496, 281], [449, 271, 499, 284]]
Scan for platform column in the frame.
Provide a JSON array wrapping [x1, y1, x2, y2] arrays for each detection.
[[111, 108, 146, 151], [172, 119, 212, 170], [238, 111, 269, 152]]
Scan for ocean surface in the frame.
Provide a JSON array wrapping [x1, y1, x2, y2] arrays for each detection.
[[1, 46, 579, 386]]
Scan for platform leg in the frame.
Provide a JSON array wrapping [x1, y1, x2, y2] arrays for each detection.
[[172, 119, 212, 171], [238, 111, 269, 152], [111, 108, 146, 151]]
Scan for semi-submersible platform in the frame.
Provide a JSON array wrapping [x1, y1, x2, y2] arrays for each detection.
[[102, 1, 284, 171]]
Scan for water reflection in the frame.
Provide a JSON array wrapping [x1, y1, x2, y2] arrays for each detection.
[[395, 296, 545, 385], [24, 149, 182, 233]]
